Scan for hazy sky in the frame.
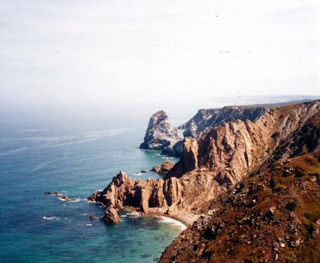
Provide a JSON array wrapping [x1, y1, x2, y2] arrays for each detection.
[[1, 0, 319, 110]]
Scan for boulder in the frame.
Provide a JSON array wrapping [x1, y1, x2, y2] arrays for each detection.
[[87, 191, 101, 202], [151, 165, 161, 173], [59, 196, 69, 201], [101, 207, 121, 223], [151, 160, 175, 175], [89, 215, 97, 220]]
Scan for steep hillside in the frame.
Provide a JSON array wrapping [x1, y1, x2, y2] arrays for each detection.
[[159, 116, 320, 262], [89, 100, 320, 230]]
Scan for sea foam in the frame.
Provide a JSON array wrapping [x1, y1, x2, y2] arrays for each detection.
[[158, 216, 187, 231]]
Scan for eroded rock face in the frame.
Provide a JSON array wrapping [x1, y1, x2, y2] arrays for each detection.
[[101, 207, 121, 223], [90, 100, 320, 225], [159, 140, 320, 262], [139, 111, 181, 156], [179, 106, 267, 139]]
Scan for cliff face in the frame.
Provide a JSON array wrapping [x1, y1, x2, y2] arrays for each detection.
[[179, 106, 267, 139], [139, 110, 181, 156], [159, 111, 320, 262], [89, 100, 320, 229]]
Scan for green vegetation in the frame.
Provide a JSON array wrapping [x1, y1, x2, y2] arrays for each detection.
[[269, 178, 275, 188], [304, 213, 311, 219], [285, 201, 297, 211], [294, 170, 305, 178], [273, 186, 283, 193]]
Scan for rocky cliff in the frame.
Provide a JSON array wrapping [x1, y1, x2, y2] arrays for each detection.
[[89, 101, 320, 228], [89, 100, 320, 261], [179, 106, 267, 139], [139, 110, 181, 156], [159, 109, 320, 263]]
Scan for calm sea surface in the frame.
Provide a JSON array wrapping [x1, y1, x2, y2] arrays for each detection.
[[0, 116, 183, 263]]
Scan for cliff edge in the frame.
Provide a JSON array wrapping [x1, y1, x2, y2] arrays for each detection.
[[160, 108, 320, 262], [89, 100, 320, 233], [179, 106, 267, 139]]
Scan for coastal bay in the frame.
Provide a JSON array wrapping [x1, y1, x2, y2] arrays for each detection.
[[0, 119, 183, 263]]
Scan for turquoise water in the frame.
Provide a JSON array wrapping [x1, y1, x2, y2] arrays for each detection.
[[0, 119, 182, 263]]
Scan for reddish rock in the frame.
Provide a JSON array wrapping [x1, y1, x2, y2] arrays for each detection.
[[87, 191, 101, 202], [151, 165, 161, 173], [89, 100, 320, 229], [101, 207, 121, 223], [89, 215, 97, 220], [59, 196, 69, 201], [151, 160, 175, 175]]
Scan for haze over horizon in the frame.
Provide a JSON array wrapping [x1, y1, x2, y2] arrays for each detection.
[[1, 0, 320, 118]]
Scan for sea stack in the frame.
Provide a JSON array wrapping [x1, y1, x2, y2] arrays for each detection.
[[139, 110, 181, 156]]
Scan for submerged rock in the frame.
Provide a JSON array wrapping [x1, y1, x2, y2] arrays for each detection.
[[59, 196, 69, 201], [89, 215, 97, 220], [139, 111, 181, 156]]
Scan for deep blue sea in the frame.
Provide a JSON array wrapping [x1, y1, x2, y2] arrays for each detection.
[[0, 113, 184, 263]]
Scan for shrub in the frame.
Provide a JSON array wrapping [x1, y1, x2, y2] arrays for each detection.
[[269, 178, 275, 188], [272, 131, 280, 139], [273, 186, 283, 193], [304, 213, 311, 219], [307, 223, 314, 236], [294, 170, 305, 178], [285, 201, 297, 211]]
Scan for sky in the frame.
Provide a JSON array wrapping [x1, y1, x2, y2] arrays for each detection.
[[0, 0, 319, 117]]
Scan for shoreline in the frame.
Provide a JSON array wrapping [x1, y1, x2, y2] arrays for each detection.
[[157, 216, 187, 231], [120, 205, 199, 229]]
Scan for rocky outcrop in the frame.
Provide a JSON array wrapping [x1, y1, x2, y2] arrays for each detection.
[[151, 160, 175, 175], [159, 132, 320, 262], [179, 106, 267, 139], [86, 100, 320, 261], [139, 111, 181, 157], [101, 207, 121, 223], [59, 196, 69, 201], [90, 101, 320, 225]]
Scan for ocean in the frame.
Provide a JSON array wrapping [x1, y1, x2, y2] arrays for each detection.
[[1, 96, 312, 262], [0, 112, 184, 263]]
